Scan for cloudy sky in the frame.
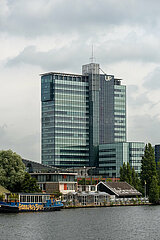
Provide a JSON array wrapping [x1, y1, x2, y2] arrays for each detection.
[[1, 0, 160, 162]]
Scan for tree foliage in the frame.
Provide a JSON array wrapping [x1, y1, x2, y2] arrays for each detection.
[[132, 167, 140, 190], [120, 163, 127, 182], [126, 162, 132, 185], [140, 143, 157, 196], [149, 176, 159, 204], [0, 150, 25, 192], [0, 150, 41, 193], [156, 162, 160, 186], [19, 173, 41, 193], [120, 162, 139, 189]]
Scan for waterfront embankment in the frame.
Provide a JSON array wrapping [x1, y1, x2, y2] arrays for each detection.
[[63, 201, 151, 209]]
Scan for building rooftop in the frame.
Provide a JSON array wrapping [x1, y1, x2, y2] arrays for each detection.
[[22, 159, 76, 174], [97, 182, 142, 197], [40, 72, 82, 77]]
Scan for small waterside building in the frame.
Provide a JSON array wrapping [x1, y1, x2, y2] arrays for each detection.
[[77, 185, 97, 192], [23, 159, 77, 194], [31, 172, 77, 194], [97, 181, 142, 199], [63, 191, 110, 206]]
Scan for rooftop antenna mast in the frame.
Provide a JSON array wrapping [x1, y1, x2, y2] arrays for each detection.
[[89, 45, 96, 63]]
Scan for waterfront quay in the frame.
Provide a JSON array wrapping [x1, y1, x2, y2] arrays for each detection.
[[63, 197, 149, 208]]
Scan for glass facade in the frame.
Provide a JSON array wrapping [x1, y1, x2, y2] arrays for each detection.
[[99, 143, 128, 178], [129, 142, 145, 174], [32, 173, 76, 182], [99, 142, 144, 177], [41, 63, 101, 168], [99, 76, 126, 144], [41, 63, 143, 173], [41, 73, 90, 167], [82, 63, 100, 166]]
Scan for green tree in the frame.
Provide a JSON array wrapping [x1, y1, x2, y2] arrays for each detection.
[[132, 167, 140, 190], [0, 149, 41, 193], [120, 162, 132, 184], [140, 143, 157, 196], [19, 173, 41, 193], [156, 161, 160, 186], [0, 150, 25, 192], [120, 163, 140, 190], [120, 163, 128, 182], [149, 176, 159, 204], [126, 162, 132, 185]]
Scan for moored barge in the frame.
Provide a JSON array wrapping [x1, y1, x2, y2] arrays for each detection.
[[0, 193, 63, 213]]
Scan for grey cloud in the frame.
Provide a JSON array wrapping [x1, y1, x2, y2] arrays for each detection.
[[0, 124, 40, 162], [127, 84, 157, 115], [6, 37, 160, 73], [99, 37, 160, 64], [148, 101, 160, 110], [128, 114, 160, 145], [0, 124, 9, 141], [6, 45, 90, 72], [127, 85, 139, 93], [143, 67, 160, 90], [128, 92, 150, 107], [13, 132, 40, 162], [0, 124, 14, 149], [1, 0, 160, 37]]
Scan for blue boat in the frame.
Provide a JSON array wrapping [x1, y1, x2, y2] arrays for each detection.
[[0, 193, 63, 213]]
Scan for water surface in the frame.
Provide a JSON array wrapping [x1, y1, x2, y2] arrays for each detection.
[[0, 205, 160, 240]]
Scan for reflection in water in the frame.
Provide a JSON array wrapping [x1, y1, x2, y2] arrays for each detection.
[[0, 206, 160, 240]]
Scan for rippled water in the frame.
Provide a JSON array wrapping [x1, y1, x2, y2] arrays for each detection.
[[0, 206, 160, 240]]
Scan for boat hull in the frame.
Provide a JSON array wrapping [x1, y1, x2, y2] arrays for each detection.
[[0, 203, 63, 213], [0, 204, 19, 213], [19, 207, 62, 212]]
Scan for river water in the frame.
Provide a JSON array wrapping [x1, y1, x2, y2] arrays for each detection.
[[0, 205, 160, 240]]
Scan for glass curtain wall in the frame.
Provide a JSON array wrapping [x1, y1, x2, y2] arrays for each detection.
[[114, 80, 126, 142], [99, 142, 144, 177], [99, 143, 129, 178], [99, 76, 126, 144], [41, 73, 90, 167], [82, 63, 100, 166], [129, 142, 144, 175]]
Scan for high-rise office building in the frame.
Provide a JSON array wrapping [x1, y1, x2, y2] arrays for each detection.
[[98, 74, 144, 177], [41, 72, 90, 167], [41, 62, 102, 168], [99, 75, 126, 144], [41, 61, 144, 175], [82, 63, 100, 167]]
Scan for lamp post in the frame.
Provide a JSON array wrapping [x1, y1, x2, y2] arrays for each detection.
[[84, 166, 86, 191], [144, 180, 146, 198], [91, 167, 92, 185]]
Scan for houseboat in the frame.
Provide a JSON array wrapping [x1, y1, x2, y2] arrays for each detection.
[[0, 193, 63, 213]]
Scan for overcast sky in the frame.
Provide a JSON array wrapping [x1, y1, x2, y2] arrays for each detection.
[[1, 0, 160, 162]]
